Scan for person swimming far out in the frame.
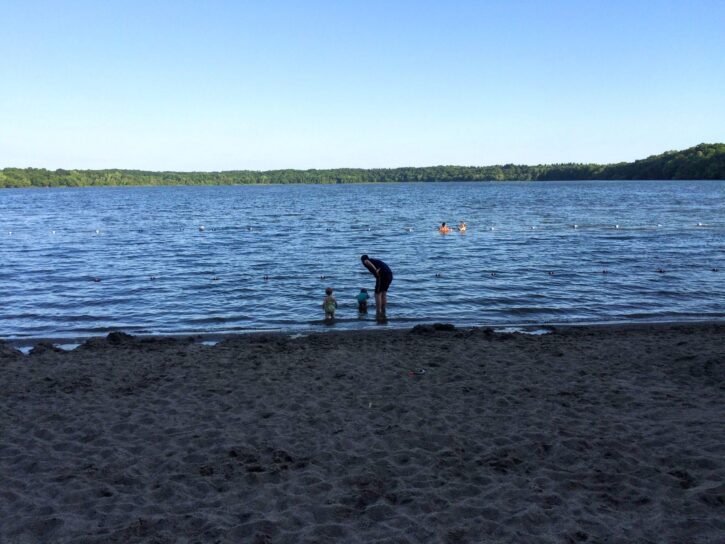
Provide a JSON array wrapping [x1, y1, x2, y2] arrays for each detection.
[[439, 222, 451, 234], [458, 221, 467, 232]]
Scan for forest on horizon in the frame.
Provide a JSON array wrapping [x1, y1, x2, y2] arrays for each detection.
[[1, 143, 723, 188]]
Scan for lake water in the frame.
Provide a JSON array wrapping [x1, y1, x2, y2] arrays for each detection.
[[1, 181, 723, 340]]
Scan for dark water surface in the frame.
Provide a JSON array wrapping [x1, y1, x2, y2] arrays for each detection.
[[1, 181, 723, 339]]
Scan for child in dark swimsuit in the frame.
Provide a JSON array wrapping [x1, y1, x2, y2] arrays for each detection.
[[357, 288, 369, 313]]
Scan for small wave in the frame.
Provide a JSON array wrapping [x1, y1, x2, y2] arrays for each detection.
[[183, 315, 249, 325], [495, 327, 552, 335], [504, 306, 572, 316]]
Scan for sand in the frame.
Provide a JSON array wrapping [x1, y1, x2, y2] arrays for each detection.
[[1, 323, 723, 543]]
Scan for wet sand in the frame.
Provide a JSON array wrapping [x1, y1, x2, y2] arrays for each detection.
[[1, 322, 723, 543]]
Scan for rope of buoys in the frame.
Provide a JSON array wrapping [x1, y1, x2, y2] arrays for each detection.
[[6, 221, 721, 239]]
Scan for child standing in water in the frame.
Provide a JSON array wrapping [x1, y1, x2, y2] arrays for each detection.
[[322, 287, 338, 320], [357, 288, 369, 313]]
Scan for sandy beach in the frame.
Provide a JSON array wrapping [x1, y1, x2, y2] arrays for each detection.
[[1, 322, 723, 543]]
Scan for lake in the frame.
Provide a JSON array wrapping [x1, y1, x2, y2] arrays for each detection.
[[1, 180, 723, 340]]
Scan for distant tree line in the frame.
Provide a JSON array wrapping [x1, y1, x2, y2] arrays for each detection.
[[1, 143, 723, 188]]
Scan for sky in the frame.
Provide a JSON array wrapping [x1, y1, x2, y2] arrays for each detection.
[[1, 0, 724, 170]]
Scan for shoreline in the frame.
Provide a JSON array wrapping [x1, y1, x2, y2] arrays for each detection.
[[4, 316, 724, 351], [3, 178, 724, 191], [2, 321, 723, 543]]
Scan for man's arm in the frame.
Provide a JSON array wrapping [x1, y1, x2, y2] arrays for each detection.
[[364, 260, 379, 277]]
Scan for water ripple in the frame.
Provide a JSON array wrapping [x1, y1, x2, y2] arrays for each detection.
[[1, 180, 723, 339]]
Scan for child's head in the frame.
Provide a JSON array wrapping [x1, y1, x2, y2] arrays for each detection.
[[325, 287, 333, 295], [360, 288, 367, 293]]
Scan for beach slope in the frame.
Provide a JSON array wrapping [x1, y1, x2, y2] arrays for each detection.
[[1, 323, 723, 543]]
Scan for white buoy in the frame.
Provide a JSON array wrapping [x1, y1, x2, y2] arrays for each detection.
[[697, 222, 704, 227], [490, 226, 495, 231], [615, 225, 619, 229], [199, 225, 205, 231], [51, 230, 56, 234], [573, 224, 578, 229], [531, 226, 536, 230], [95, 229, 100, 234]]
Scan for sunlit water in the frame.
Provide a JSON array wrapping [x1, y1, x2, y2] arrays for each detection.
[[1, 181, 723, 340]]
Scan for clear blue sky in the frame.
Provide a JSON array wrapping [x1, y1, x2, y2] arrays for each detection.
[[1, 0, 723, 170]]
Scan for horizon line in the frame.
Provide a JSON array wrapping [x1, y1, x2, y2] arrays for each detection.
[[2, 143, 721, 174], [0, 142, 725, 174]]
